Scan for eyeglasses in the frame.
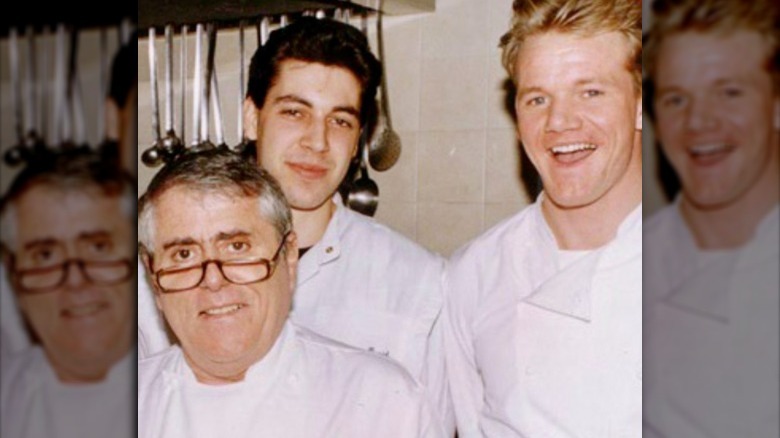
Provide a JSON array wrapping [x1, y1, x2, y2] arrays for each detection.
[[12, 258, 133, 294], [153, 232, 289, 293]]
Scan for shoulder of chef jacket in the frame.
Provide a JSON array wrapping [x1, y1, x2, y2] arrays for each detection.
[[2, 346, 134, 438], [443, 196, 642, 437], [138, 322, 448, 438], [0, 265, 32, 354]]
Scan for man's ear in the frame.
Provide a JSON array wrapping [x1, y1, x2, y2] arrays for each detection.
[[243, 98, 259, 140], [284, 231, 299, 293], [636, 96, 643, 131], [139, 249, 164, 310]]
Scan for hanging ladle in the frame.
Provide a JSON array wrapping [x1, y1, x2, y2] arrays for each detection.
[[369, 1, 402, 172], [141, 27, 166, 166], [346, 130, 380, 217], [161, 24, 184, 155]]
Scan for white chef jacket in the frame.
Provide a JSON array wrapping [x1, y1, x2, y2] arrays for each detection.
[[643, 203, 779, 437], [0, 266, 32, 354], [138, 322, 446, 438], [0, 347, 133, 438], [444, 196, 642, 437], [137, 199, 450, 430]]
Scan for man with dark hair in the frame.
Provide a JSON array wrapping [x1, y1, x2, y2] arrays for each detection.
[[643, 0, 779, 435], [137, 17, 451, 432], [0, 149, 134, 438], [137, 148, 445, 438]]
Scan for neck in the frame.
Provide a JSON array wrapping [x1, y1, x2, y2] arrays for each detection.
[[291, 199, 336, 249], [542, 149, 642, 250], [680, 165, 779, 250]]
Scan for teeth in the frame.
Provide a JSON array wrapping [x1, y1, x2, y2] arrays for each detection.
[[690, 144, 730, 156], [551, 143, 597, 154], [203, 304, 242, 316], [63, 303, 104, 317]]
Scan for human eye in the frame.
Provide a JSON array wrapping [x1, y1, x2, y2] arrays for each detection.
[[525, 95, 546, 107], [279, 107, 304, 119], [30, 246, 63, 266], [228, 241, 250, 253], [658, 92, 686, 109], [330, 115, 356, 129], [720, 85, 744, 99], [583, 89, 604, 98], [172, 248, 194, 263], [88, 237, 114, 255]]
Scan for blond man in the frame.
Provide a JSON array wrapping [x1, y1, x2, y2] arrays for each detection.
[[444, 0, 643, 436], [643, 1, 779, 436]]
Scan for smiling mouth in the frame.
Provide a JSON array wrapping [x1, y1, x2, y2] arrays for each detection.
[[200, 303, 245, 317], [288, 162, 328, 179], [61, 302, 108, 318], [550, 142, 597, 164], [689, 143, 734, 158]]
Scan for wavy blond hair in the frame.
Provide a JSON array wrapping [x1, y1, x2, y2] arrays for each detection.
[[500, 0, 642, 91]]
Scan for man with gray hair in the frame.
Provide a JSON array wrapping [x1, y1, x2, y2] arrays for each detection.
[[0, 148, 134, 438], [137, 148, 445, 437]]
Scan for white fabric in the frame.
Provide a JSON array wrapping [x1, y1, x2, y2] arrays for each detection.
[[0, 348, 133, 438], [137, 200, 451, 430], [0, 266, 32, 354], [445, 196, 642, 437], [138, 322, 446, 438], [643, 203, 779, 437]]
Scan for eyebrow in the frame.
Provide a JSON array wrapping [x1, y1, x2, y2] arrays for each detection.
[[161, 237, 198, 251], [274, 94, 360, 119], [23, 238, 60, 251], [214, 230, 252, 242], [78, 230, 112, 241]]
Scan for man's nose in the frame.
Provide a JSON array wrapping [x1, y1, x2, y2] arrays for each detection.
[[685, 96, 718, 132], [301, 118, 329, 152], [545, 100, 582, 133], [63, 260, 88, 289], [201, 261, 228, 292]]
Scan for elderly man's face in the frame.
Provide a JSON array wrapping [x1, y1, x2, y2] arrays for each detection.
[[654, 30, 779, 209], [10, 184, 133, 383], [148, 186, 297, 383], [244, 60, 362, 212], [514, 31, 642, 211]]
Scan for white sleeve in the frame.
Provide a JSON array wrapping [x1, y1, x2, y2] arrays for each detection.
[[0, 266, 31, 353], [137, 257, 172, 359]]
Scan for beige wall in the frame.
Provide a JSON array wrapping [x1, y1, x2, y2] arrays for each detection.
[[136, 0, 667, 257]]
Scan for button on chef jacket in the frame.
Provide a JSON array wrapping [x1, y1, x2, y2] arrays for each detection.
[[138, 322, 447, 438], [137, 198, 450, 430], [444, 196, 642, 437], [1, 348, 133, 438], [643, 203, 779, 437]]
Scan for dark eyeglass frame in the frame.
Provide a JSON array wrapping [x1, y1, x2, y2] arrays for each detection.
[[10, 258, 133, 294], [151, 232, 290, 294]]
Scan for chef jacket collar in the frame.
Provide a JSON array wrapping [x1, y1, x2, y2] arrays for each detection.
[[661, 201, 779, 323], [296, 194, 347, 286], [518, 193, 642, 322]]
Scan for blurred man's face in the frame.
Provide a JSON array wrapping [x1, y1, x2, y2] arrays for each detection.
[[11, 185, 133, 383], [245, 60, 362, 212], [148, 186, 298, 383], [654, 30, 779, 209], [514, 31, 643, 211]]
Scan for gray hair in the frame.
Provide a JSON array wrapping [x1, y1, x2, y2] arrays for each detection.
[[137, 149, 292, 255], [0, 149, 135, 252]]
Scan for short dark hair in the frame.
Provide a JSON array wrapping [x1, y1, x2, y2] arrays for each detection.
[[137, 148, 292, 253], [246, 17, 382, 127]]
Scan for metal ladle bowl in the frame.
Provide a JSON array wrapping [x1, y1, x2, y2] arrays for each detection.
[[347, 135, 379, 217]]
